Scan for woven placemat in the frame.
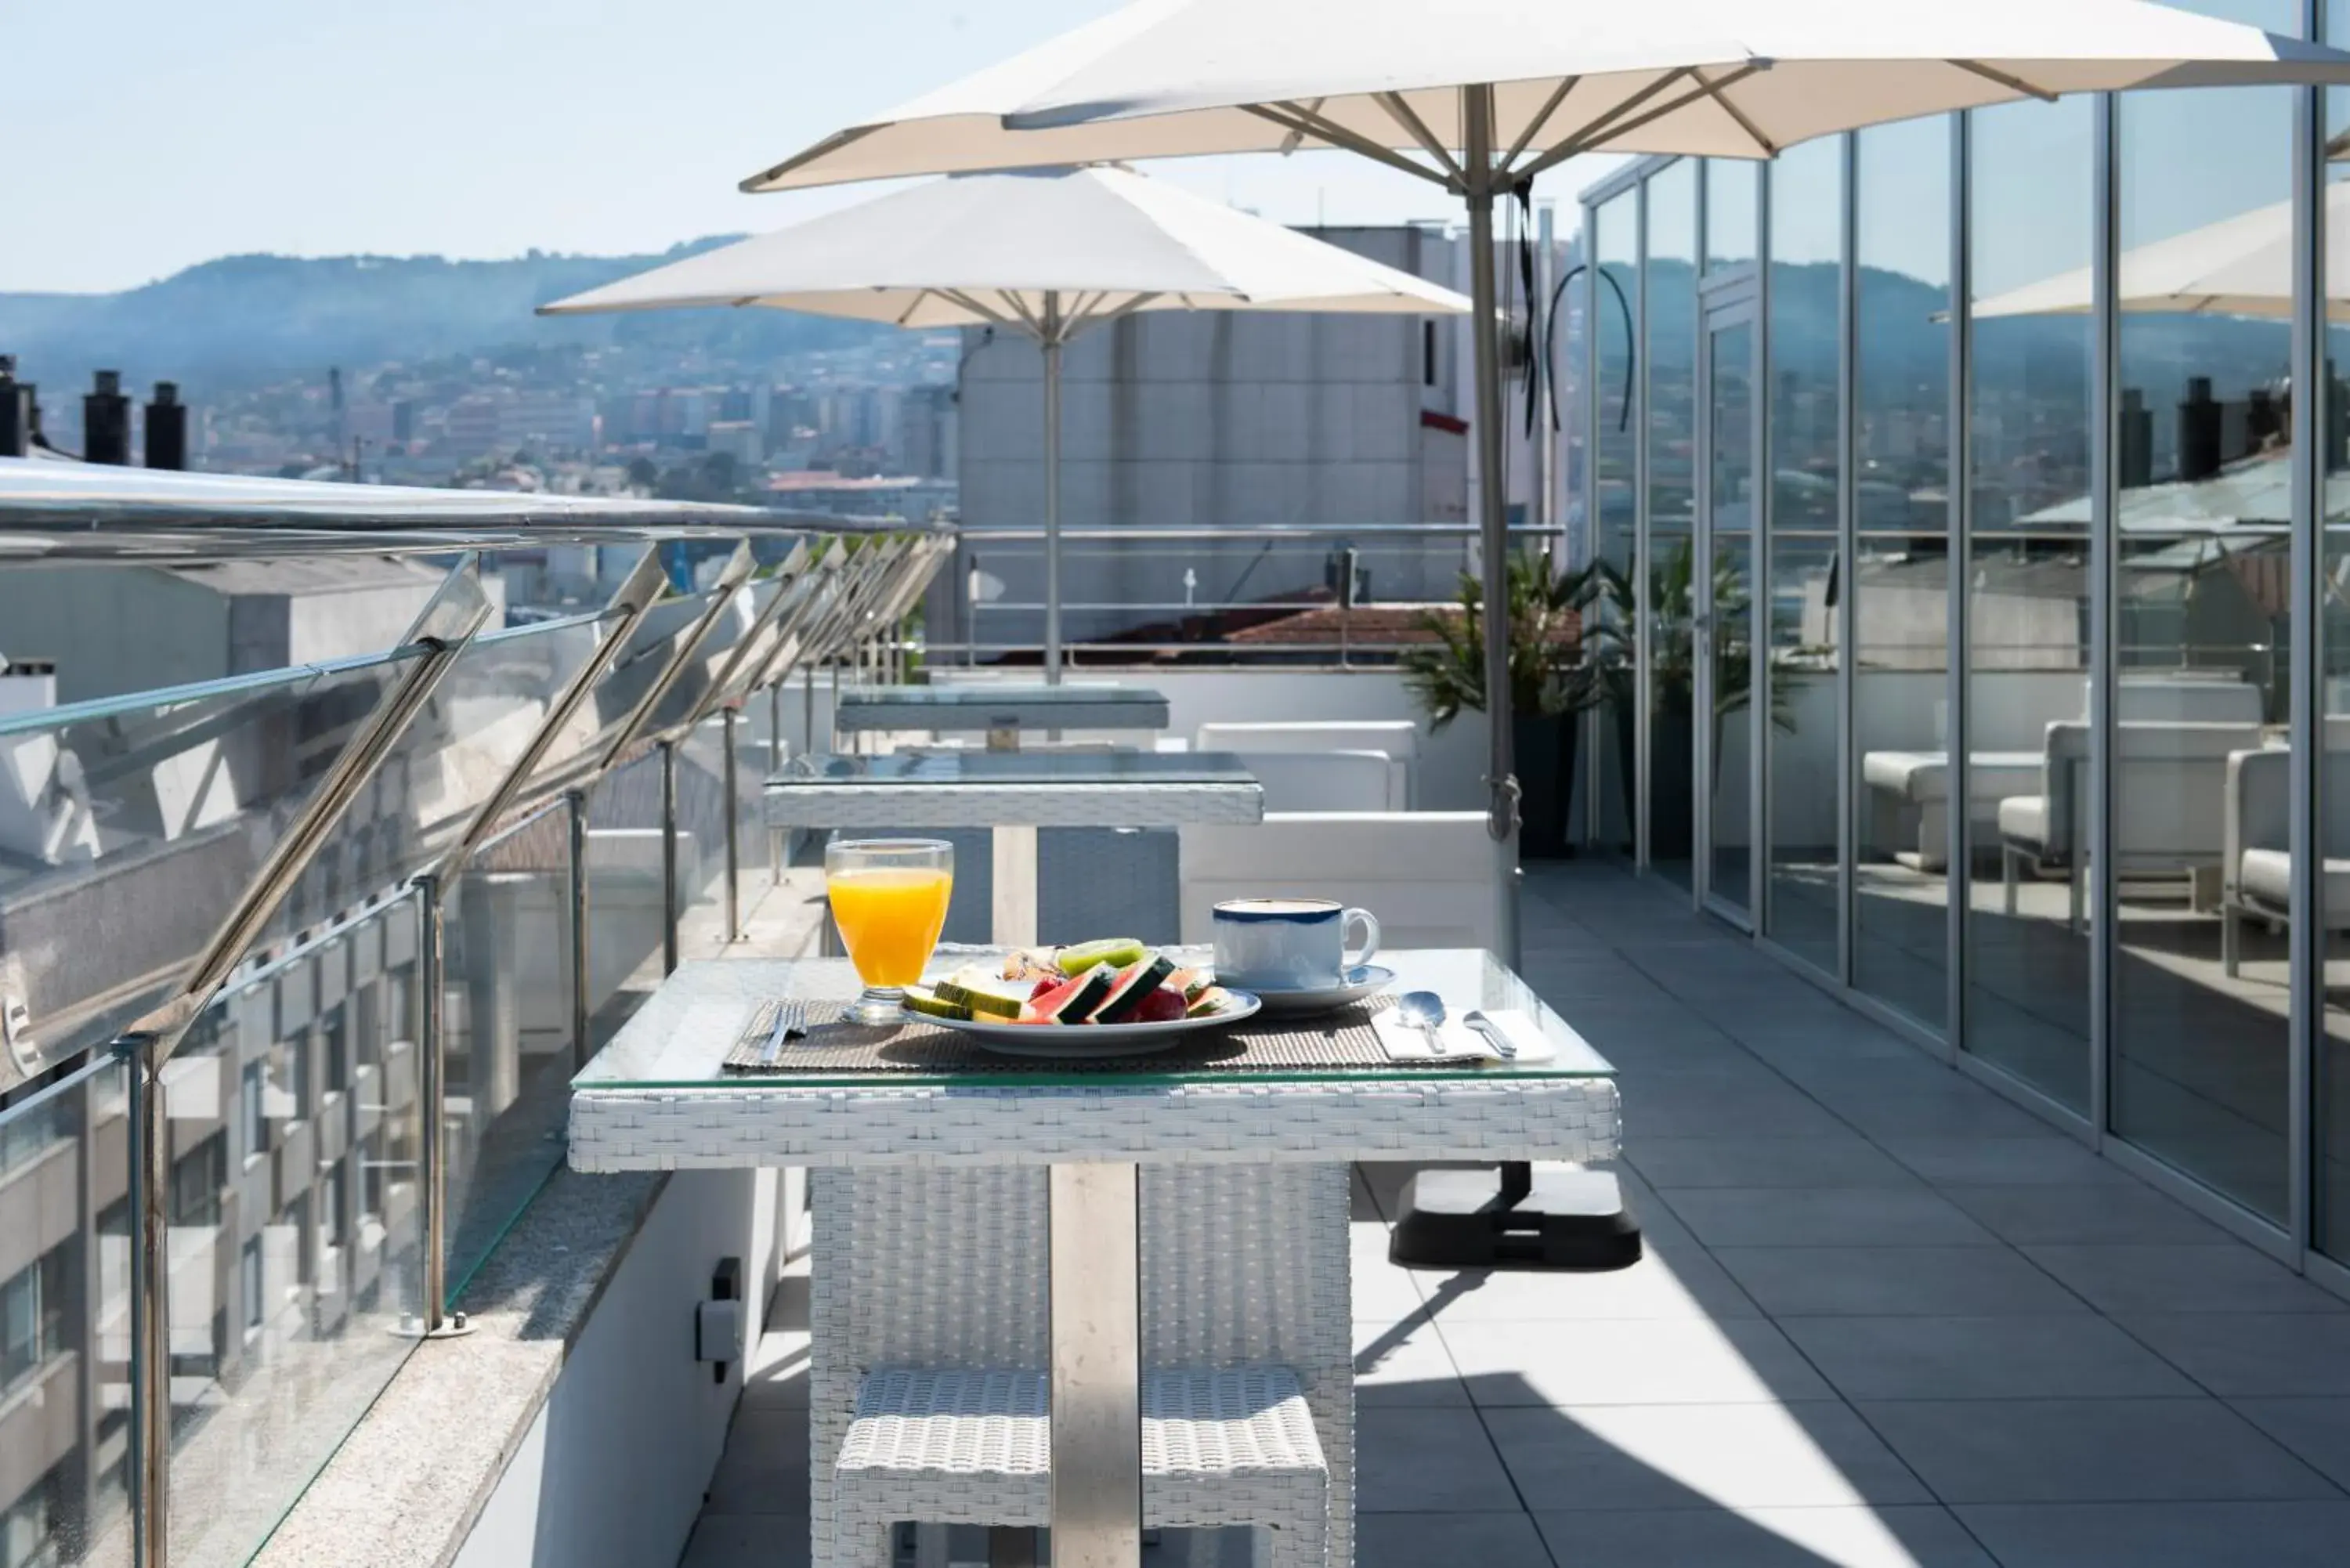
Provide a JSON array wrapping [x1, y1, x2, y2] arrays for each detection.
[[721, 994, 1397, 1075]]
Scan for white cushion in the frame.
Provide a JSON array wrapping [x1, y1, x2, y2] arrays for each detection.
[[1195, 720, 1419, 760], [1179, 811, 1504, 951], [1998, 795, 2050, 846], [2238, 849, 2350, 912], [1860, 750, 2045, 805], [1230, 750, 1402, 812]]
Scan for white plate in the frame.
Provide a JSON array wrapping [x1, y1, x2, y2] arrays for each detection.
[[916, 991, 1264, 1058], [1242, 964, 1394, 1018]]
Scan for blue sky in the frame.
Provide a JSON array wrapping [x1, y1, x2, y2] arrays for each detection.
[[1, 0, 1623, 294]]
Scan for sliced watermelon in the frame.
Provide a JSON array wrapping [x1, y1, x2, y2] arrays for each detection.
[[1130, 987, 1186, 1023], [1020, 966, 1116, 1024], [1089, 955, 1178, 1024], [1184, 986, 1232, 1019], [1164, 966, 1218, 1003]]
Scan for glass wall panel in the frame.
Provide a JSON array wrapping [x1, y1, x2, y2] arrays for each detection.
[[1705, 159, 1759, 274], [1705, 309, 1759, 916], [1647, 159, 1699, 885], [1765, 138, 1846, 970], [1962, 98, 2095, 1111], [2325, 0, 2350, 1263], [1593, 189, 1642, 854], [1852, 115, 1954, 1028], [2108, 0, 2298, 1218]]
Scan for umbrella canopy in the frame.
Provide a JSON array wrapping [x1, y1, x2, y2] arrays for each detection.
[[740, 0, 2350, 966], [1974, 180, 2350, 321], [744, 0, 2350, 193], [544, 164, 1467, 328], [544, 166, 1469, 681]]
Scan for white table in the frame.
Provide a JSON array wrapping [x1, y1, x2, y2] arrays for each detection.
[[764, 750, 1263, 944], [569, 950, 1620, 1566]]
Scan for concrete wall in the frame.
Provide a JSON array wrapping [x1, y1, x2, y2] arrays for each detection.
[[0, 568, 228, 703], [451, 1168, 793, 1568]]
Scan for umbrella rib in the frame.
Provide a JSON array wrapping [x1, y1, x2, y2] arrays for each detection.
[[1519, 64, 1748, 182], [739, 124, 880, 193], [937, 287, 1019, 328], [1242, 101, 1455, 189], [1503, 76, 1582, 168], [1373, 92, 1466, 183], [1690, 65, 1777, 157], [1952, 58, 2059, 103]]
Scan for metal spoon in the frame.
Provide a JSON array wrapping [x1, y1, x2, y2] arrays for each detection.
[[1395, 991, 1450, 1057]]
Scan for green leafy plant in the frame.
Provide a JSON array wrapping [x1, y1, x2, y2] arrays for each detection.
[[1401, 552, 1585, 730]]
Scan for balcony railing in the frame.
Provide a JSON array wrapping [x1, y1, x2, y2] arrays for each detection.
[[0, 461, 950, 1568]]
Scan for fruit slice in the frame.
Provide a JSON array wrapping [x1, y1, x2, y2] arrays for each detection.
[[1130, 988, 1187, 1024], [902, 985, 970, 1022], [1184, 987, 1232, 1019], [1054, 937, 1148, 977], [1165, 966, 1218, 1004], [1090, 955, 1178, 1024], [1020, 966, 1117, 1024], [934, 964, 1030, 1019]]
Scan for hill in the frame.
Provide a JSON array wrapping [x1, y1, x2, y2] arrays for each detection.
[[0, 244, 901, 391]]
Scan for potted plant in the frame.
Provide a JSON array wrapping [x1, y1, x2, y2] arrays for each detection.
[[1401, 552, 1596, 858]]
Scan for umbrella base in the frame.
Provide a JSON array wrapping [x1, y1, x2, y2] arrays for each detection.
[[1388, 1165, 1641, 1270]]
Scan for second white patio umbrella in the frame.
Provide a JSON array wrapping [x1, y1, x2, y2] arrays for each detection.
[[739, 0, 2350, 956], [541, 164, 1468, 678]]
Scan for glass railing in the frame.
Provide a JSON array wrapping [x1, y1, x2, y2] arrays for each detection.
[[0, 526, 951, 1568]]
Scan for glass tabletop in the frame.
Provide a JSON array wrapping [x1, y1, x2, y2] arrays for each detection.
[[772, 750, 1260, 788], [573, 947, 1616, 1090], [837, 683, 1168, 710]]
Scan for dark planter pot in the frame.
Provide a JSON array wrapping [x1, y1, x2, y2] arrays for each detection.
[[1515, 711, 1575, 860], [1649, 710, 1696, 865]]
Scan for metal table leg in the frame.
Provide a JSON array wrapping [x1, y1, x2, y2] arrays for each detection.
[[1048, 1162, 1142, 1568], [992, 825, 1039, 946]]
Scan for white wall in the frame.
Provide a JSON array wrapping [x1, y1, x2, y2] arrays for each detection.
[[451, 1169, 792, 1568]]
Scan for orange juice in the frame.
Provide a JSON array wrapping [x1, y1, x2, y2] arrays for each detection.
[[827, 867, 953, 986]]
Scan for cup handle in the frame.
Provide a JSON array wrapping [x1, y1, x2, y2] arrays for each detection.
[[1343, 907, 1380, 975]]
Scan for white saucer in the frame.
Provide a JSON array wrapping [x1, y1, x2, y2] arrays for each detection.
[[1239, 964, 1394, 1018]]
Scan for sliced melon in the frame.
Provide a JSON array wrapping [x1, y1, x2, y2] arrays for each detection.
[[1090, 955, 1178, 1024], [933, 964, 1029, 1019], [1164, 966, 1217, 1003], [1184, 986, 1232, 1020], [1021, 966, 1117, 1024], [902, 985, 970, 1022], [1054, 937, 1148, 977]]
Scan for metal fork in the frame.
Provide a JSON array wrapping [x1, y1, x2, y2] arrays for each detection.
[[757, 999, 810, 1066]]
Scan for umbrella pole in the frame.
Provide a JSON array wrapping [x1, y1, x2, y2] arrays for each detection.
[[1043, 294, 1065, 685], [1462, 87, 1520, 967]]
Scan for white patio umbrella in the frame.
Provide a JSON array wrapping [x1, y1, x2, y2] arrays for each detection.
[[1975, 179, 2350, 321], [739, 0, 2350, 957], [541, 164, 1468, 679]]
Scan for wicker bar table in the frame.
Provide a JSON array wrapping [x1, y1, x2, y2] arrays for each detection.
[[569, 949, 1619, 1567], [764, 749, 1263, 945]]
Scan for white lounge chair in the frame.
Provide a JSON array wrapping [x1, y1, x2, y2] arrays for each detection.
[[1178, 811, 1506, 951], [1999, 719, 2263, 930], [2221, 735, 2350, 977]]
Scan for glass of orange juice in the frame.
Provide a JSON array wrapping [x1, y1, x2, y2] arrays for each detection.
[[825, 837, 954, 1023]]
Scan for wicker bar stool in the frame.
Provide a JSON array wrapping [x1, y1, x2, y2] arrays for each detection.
[[810, 1163, 1351, 1567]]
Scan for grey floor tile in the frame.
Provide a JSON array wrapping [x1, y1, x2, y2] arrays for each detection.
[[1657, 1187, 2001, 1248], [1533, 1505, 1995, 1566], [742, 1330, 811, 1411], [1357, 1510, 1554, 1568], [1355, 1407, 1524, 1512], [1622, 1085, 1852, 1140], [1855, 1396, 2337, 1504], [1778, 1314, 2198, 1401], [678, 1513, 811, 1568], [1354, 1316, 1468, 1407], [704, 1410, 811, 1516], [2229, 1398, 2350, 1490], [2117, 1313, 2350, 1396], [1814, 1087, 2058, 1142], [1442, 1317, 1834, 1407], [1411, 1240, 1765, 1323], [1626, 1135, 1922, 1190], [1487, 1402, 1933, 1512], [2022, 1243, 2350, 1316], [1938, 1183, 2228, 1245], [1955, 1500, 2350, 1567], [1711, 1245, 2088, 1317], [1353, 1221, 1432, 1320], [1873, 1136, 2131, 1188]]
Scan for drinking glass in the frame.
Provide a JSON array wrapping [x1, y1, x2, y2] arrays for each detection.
[[825, 837, 954, 1024]]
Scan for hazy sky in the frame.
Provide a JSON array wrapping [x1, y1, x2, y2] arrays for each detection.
[[2, 0, 1627, 294]]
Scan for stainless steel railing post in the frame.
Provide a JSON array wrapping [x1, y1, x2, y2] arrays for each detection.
[[414, 873, 456, 1335], [567, 789, 591, 1069], [723, 708, 741, 943], [660, 739, 680, 976], [126, 1031, 169, 1568]]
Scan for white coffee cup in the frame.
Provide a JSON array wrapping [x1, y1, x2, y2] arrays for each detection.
[[1212, 898, 1380, 992]]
